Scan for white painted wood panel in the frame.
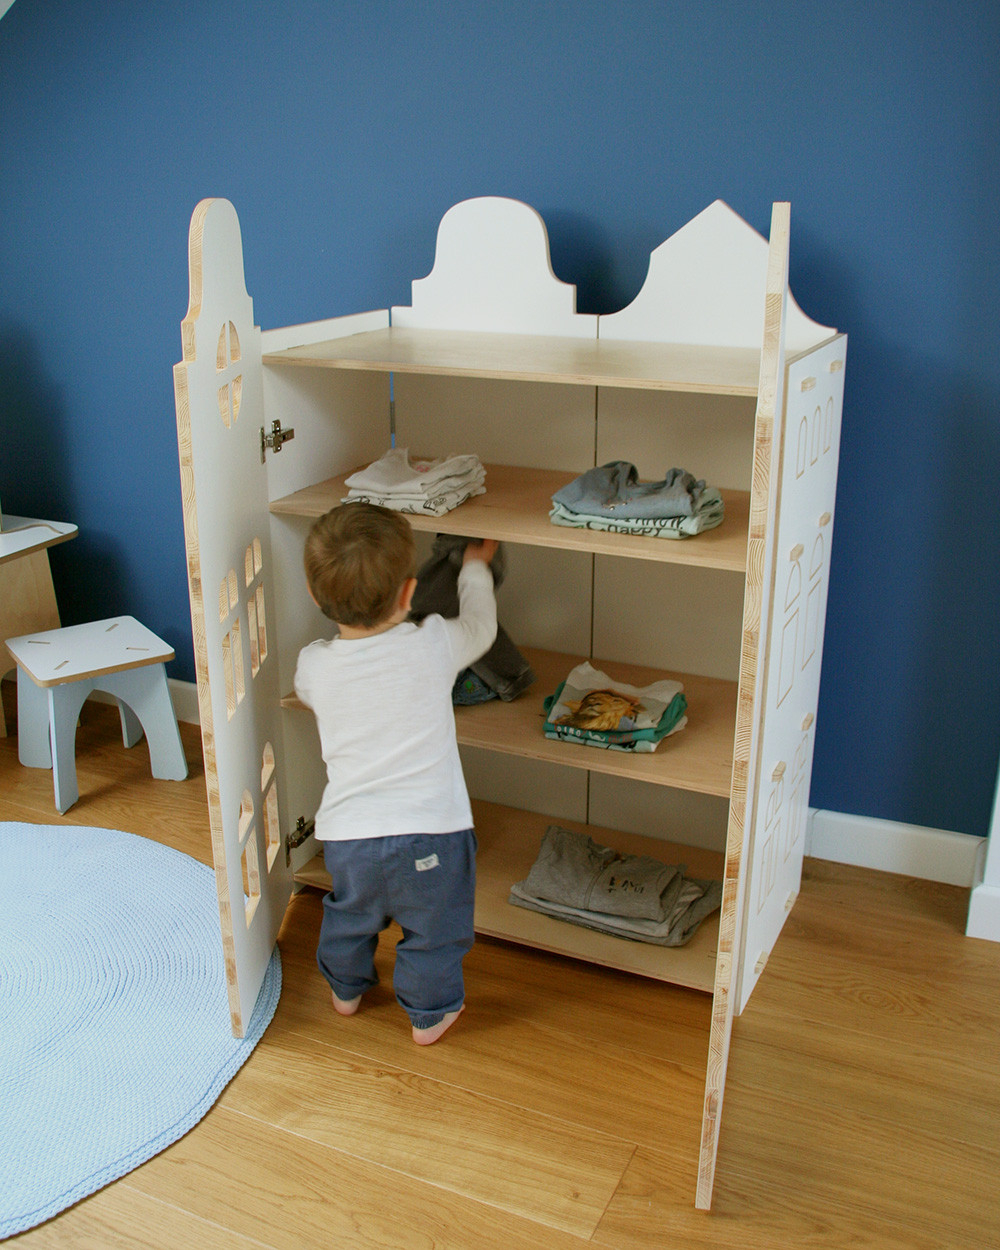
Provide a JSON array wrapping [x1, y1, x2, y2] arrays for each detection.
[[174, 199, 293, 1036]]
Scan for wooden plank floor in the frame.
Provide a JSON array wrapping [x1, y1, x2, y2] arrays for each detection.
[[3, 682, 999, 1249]]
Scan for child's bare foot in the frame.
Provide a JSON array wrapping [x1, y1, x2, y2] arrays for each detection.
[[331, 989, 361, 1016], [412, 1004, 464, 1045]]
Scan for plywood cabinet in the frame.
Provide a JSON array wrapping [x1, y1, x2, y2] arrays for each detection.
[[174, 195, 845, 1207]]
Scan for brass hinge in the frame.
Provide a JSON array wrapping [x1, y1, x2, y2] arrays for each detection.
[[285, 815, 314, 867], [260, 419, 295, 463]]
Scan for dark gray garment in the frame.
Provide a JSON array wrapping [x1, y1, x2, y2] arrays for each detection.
[[411, 534, 535, 701], [520, 824, 683, 921], [509, 824, 723, 946], [552, 461, 705, 519]]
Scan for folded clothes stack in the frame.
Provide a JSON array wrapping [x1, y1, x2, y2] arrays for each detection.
[[550, 460, 724, 538], [543, 660, 687, 753], [509, 825, 722, 947], [343, 448, 486, 516]]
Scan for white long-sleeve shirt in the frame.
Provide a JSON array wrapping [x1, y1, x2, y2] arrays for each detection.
[[294, 560, 498, 841]]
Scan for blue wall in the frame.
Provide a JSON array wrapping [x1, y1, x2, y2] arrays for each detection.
[[2, 0, 998, 837]]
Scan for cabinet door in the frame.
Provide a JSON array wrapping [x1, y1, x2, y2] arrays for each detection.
[[696, 203, 792, 1208], [174, 199, 293, 1037], [735, 335, 845, 1011]]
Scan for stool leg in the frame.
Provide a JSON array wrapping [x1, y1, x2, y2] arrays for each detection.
[[104, 665, 188, 782], [117, 699, 145, 749], [16, 668, 53, 768], [49, 684, 90, 814]]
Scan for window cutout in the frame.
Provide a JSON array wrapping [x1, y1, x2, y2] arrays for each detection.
[[222, 631, 236, 720], [810, 405, 821, 465], [255, 583, 268, 664], [231, 619, 246, 706], [231, 374, 242, 423], [219, 577, 229, 624], [238, 790, 254, 844], [228, 569, 239, 613], [261, 742, 275, 790], [217, 383, 231, 429], [263, 781, 280, 871], [247, 595, 260, 676], [796, 416, 808, 478], [809, 533, 824, 580], [784, 561, 801, 610], [241, 828, 261, 927], [217, 321, 241, 369], [253, 537, 263, 575], [245, 544, 254, 588]]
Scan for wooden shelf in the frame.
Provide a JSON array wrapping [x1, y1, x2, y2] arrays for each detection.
[[294, 799, 722, 992], [269, 463, 750, 573], [283, 646, 738, 799], [263, 325, 763, 396]]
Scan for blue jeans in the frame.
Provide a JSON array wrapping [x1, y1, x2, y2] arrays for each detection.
[[317, 829, 477, 1029]]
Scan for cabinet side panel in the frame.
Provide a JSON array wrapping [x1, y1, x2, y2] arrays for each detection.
[[263, 368, 390, 501]]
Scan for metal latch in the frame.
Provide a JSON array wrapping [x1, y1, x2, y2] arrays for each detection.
[[285, 815, 314, 866], [260, 419, 295, 463]]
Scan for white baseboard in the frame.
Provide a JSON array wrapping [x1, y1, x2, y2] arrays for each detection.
[[805, 808, 985, 888], [966, 882, 1000, 942], [167, 678, 201, 726]]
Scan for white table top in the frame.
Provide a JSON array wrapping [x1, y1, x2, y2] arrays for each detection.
[[0, 516, 78, 566]]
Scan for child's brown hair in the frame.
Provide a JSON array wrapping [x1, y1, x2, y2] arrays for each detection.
[[304, 502, 416, 628]]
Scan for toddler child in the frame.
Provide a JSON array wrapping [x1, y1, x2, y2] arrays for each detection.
[[294, 502, 498, 1044]]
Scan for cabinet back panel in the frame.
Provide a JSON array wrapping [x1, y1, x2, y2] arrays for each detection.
[[459, 746, 589, 824], [393, 374, 596, 473], [495, 546, 592, 657], [596, 389, 755, 493], [592, 557, 744, 680], [588, 774, 730, 853]]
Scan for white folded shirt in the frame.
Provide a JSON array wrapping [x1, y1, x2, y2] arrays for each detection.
[[345, 448, 485, 496]]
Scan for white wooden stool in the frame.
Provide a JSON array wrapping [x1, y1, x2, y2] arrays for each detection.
[[6, 615, 188, 813]]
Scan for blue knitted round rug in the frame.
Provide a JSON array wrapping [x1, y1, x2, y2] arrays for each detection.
[[0, 821, 281, 1238]]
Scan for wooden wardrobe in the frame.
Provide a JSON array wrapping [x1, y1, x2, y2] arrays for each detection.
[[174, 194, 846, 1207]]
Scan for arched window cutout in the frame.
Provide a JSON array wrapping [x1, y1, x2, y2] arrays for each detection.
[[261, 742, 275, 789], [796, 416, 808, 478], [241, 830, 261, 927], [238, 790, 254, 843], [264, 783, 281, 871], [255, 583, 268, 664], [247, 594, 260, 676], [809, 533, 824, 579], [785, 561, 802, 610]]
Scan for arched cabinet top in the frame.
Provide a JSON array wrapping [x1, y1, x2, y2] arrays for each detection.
[[391, 196, 597, 338], [600, 199, 834, 353]]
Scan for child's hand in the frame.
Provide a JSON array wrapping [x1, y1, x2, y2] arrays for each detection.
[[463, 538, 499, 565]]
